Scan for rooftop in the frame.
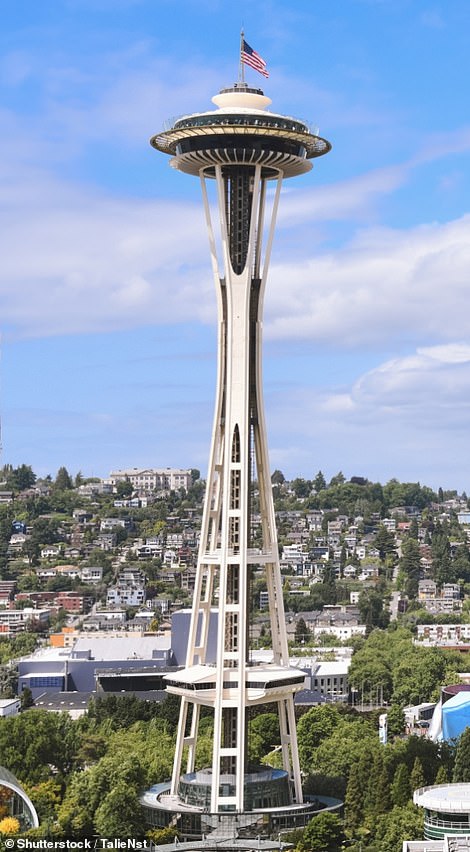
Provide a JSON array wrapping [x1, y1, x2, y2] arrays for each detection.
[[414, 784, 470, 812]]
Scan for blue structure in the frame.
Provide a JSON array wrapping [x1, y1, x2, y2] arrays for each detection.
[[442, 693, 470, 741]]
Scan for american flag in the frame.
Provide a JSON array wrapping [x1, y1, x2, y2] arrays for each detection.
[[241, 39, 269, 78]]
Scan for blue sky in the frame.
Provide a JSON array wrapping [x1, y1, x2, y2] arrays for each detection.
[[2, 0, 470, 490]]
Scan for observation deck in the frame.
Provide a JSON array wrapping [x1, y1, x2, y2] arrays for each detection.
[[151, 84, 331, 178], [165, 663, 305, 707]]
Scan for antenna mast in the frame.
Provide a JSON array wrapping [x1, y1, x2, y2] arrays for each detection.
[[239, 29, 245, 83]]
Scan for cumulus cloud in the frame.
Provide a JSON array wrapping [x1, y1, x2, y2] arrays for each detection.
[[265, 342, 470, 487], [266, 214, 470, 345], [349, 344, 470, 420], [0, 171, 215, 337], [2, 154, 470, 347], [2, 38, 470, 352]]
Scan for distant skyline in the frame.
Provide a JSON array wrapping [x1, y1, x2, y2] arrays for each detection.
[[2, 1, 470, 490]]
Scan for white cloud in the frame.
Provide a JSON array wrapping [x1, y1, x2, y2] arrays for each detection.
[[0, 179, 214, 337], [349, 344, 470, 418], [2, 42, 470, 350], [2, 155, 470, 347], [266, 214, 470, 345], [265, 342, 470, 488], [277, 163, 408, 225]]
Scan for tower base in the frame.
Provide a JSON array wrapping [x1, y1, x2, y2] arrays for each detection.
[[140, 778, 343, 844]]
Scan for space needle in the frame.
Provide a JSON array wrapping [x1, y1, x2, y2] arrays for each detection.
[[145, 37, 332, 844]]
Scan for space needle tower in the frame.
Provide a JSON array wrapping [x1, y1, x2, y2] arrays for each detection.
[[147, 37, 331, 841]]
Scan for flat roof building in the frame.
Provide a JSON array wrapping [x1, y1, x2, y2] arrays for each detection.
[[403, 838, 470, 851], [17, 634, 175, 698], [414, 784, 470, 841]]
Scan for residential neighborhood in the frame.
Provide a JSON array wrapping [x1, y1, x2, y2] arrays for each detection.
[[1, 464, 470, 668], [2, 463, 470, 848]]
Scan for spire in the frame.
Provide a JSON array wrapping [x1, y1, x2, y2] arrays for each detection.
[[239, 29, 245, 84]]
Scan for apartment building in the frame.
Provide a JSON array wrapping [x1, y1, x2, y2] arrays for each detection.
[[108, 468, 192, 493]]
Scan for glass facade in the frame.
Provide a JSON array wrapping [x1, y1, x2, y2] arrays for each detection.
[[424, 809, 470, 840], [177, 769, 291, 811]]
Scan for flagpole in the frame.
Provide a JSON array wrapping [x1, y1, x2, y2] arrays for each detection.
[[239, 29, 245, 83]]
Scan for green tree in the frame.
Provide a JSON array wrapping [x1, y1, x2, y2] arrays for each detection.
[[431, 527, 453, 586], [373, 803, 423, 851], [434, 764, 449, 784], [363, 751, 390, 823], [313, 719, 381, 780], [391, 647, 448, 707], [453, 726, 470, 782], [348, 633, 394, 704], [248, 713, 280, 763], [410, 757, 426, 792], [296, 705, 341, 773], [292, 478, 312, 499], [295, 617, 311, 645], [94, 781, 145, 837], [358, 589, 389, 632], [453, 545, 470, 583], [390, 763, 410, 807], [399, 538, 421, 598], [20, 687, 34, 709], [344, 762, 364, 834], [147, 827, 179, 845], [26, 779, 62, 824], [31, 516, 61, 545], [374, 526, 396, 562], [54, 466, 73, 490], [321, 561, 337, 605], [386, 704, 405, 738], [58, 753, 147, 836], [116, 478, 133, 498], [5, 464, 36, 492], [297, 811, 343, 852], [313, 471, 327, 492], [328, 471, 345, 488], [0, 710, 78, 784]]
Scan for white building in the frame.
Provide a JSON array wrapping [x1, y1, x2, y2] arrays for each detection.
[[80, 566, 103, 584], [108, 468, 192, 493], [0, 608, 51, 636], [0, 698, 21, 717], [416, 624, 470, 646], [289, 655, 351, 701], [106, 567, 146, 607]]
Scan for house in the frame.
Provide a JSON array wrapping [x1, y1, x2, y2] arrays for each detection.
[[418, 580, 437, 600], [72, 509, 94, 525], [0, 581, 16, 607], [80, 566, 103, 584], [8, 533, 27, 552], [106, 567, 146, 608], [100, 517, 133, 532], [343, 564, 357, 579], [94, 533, 117, 550], [41, 545, 61, 559]]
